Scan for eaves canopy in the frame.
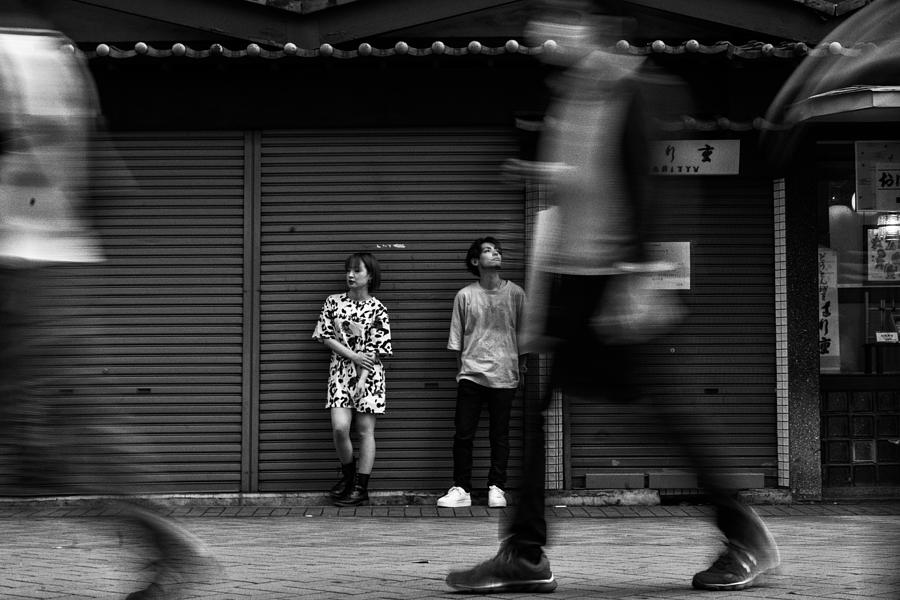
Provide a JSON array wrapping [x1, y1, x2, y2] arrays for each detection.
[[34, 0, 869, 47], [792, 86, 900, 123]]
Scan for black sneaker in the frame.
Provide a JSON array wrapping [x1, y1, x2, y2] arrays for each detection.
[[692, 541, 779, 591], [446, 545, 557, 593]]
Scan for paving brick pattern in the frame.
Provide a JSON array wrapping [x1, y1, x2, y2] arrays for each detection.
[[1, 502, 898, 599]]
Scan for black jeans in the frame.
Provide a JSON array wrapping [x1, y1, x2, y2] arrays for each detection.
[[452, 379, 515, 492], [507, 274, 761, 555]]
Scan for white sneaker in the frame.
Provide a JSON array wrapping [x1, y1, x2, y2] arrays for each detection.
[[437, 486, 471, 508], [488, 485, 507, 508]]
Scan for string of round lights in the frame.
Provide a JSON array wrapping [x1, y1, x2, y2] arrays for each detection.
[[70, 39, 879, 60]]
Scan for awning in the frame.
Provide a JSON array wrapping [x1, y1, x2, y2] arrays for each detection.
[[793, 86, 900, 123]]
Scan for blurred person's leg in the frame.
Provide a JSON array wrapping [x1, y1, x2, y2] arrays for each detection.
[[445, 377, 556, 592], [0, 266, 86, 494], [120, 500, 219, 600], [19, 264, 221, 599], [446, 275, 608, 593], [507, 275, 613, 554], [639, 396, 780, 590], [647, 397, 775, 536], [504, 374, 550, 555], [611, 297, 780, 591], [0, 267, 44, 492], [460, 270, 777, 592]]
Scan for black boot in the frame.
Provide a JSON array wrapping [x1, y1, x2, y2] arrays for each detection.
[[329, 461, 356, 500], [334, 473, 369, 507]]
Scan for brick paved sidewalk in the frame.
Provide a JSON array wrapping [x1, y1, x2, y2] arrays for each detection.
[[1, 501, 898, 599], [2, 497, 900, 519]]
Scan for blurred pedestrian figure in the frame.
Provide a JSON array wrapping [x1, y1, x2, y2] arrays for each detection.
[[0, 5, 218, 599], [313, 252, 392, 507], [446, 1, 780, 593], [437, 237, 526, 509]]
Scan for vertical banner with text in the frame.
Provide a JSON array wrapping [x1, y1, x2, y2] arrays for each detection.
[[818, 247, 841, 372]]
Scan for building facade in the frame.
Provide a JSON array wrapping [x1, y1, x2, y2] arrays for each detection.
[[2, 0, 893, 501]]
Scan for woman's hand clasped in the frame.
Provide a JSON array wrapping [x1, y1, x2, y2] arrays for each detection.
[[353, 378, 368, 401], [354, 352, 377, 371]]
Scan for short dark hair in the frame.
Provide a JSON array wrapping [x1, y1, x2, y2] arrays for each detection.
[[345, 252, 381, 292], [465, 237, 501, 277]]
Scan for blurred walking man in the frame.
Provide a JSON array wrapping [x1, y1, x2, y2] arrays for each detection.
[[0, 5, 217, 598], [446, 1, 780, 593]]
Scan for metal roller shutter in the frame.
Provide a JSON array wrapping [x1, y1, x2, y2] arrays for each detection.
[[0, 132, 248, 494], [257, 128, 526, 492], [569, 177, 778, 485]]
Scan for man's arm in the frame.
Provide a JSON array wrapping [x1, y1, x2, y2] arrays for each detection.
[[448, 290, 466, 353]]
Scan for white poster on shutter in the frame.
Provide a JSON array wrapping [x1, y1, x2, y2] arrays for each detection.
[[818, 247, 840, 372], [645, 241, 690, 290]]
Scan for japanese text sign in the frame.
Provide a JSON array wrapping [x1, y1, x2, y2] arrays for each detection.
[[649, 140, 740, 175]]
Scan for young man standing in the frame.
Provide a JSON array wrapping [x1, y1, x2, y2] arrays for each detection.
[[438, 237, 526, 509]]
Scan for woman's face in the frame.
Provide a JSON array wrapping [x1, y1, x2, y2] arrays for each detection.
[[347, 260, 371, 291]]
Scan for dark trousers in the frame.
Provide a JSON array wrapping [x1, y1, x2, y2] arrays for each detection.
[[507, 274, 761, 554], [452, 379, 515, 492]]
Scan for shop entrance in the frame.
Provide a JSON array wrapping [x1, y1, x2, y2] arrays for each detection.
[[816, 141, 900, 494]]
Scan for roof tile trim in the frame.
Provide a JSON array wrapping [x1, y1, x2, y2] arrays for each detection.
[[77, 39, 880, 60]]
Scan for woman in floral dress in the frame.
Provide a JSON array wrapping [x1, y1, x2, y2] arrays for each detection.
[[312, 253, 392, 506]]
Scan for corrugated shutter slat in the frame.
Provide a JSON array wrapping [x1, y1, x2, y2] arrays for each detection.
[[569, 177, 778, 485], [258, 128, 526, 492], [0, 132, 247, 494]]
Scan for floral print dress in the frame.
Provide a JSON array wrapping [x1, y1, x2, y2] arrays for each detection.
[[312, 293, 392, 414]]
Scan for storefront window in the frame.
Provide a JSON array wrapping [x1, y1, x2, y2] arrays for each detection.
[[819, 141, 900, 374]]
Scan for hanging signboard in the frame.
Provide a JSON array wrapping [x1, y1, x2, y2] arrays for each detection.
[[818, 247, 841, 371], [649, 140, 740, 175], [855, 141, 900, 211]]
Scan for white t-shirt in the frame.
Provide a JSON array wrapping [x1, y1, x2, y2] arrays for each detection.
[[448, 280, 526, 389]]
